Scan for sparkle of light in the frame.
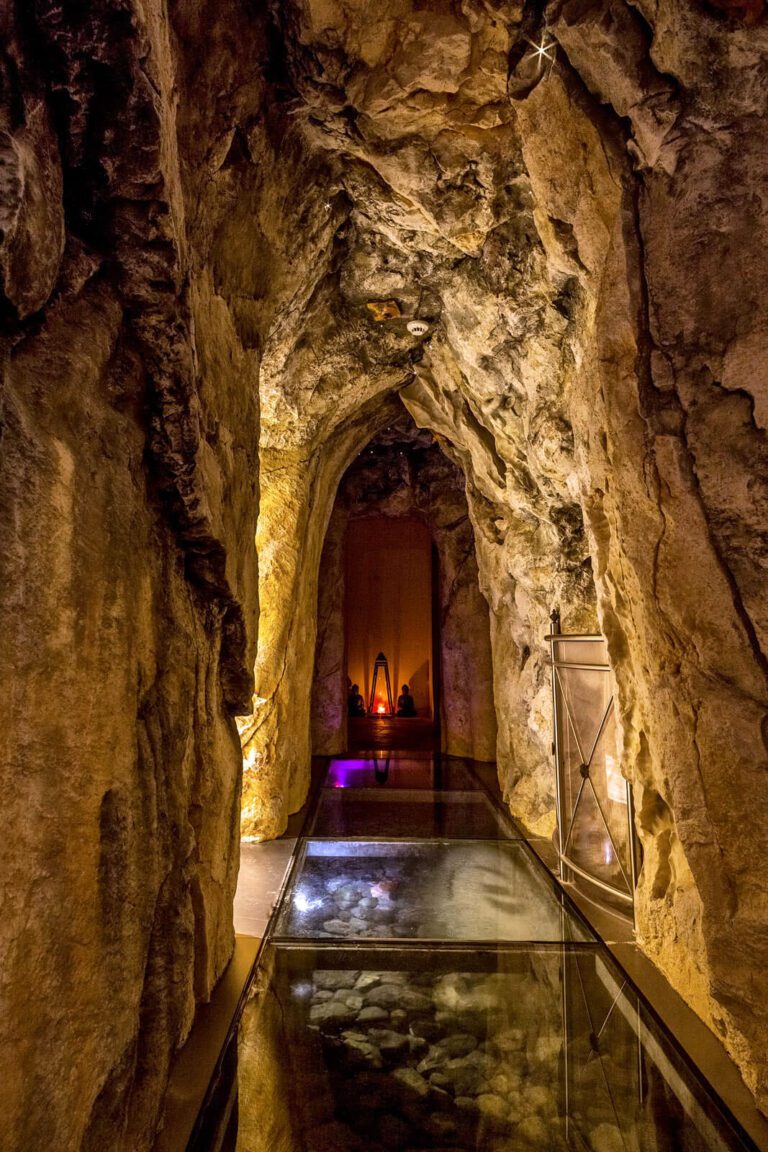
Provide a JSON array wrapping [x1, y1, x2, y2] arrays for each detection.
[[524, 33, 557, 73], [293, 890, 322, 913]]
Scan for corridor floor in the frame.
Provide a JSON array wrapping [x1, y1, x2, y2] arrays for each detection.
[[201, 752, 759, 1152]]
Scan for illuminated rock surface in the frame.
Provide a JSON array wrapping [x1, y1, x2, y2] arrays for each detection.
[[233, 0, 768, 1116], [1, 0, 767, 1146]]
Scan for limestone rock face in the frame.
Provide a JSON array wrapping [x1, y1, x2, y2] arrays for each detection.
[[1, 3, 259, 1148], [3, 0, 768, 1143], [312, 504, 350, 756]]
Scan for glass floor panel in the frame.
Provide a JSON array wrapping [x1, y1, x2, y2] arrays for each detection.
[[273, 840, 592, 943], [326, 756, 480, 791], [311, 789, 514, 840], [232, 944, 755, 1152]]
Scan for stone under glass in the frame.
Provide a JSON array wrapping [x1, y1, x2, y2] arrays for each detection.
[[311, 789, 514, 840], [273, 839, 591, 943], [233, 944, 753, 1152]]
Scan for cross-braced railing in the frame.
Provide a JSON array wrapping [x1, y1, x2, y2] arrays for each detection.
[[548, 620, 639, 916]]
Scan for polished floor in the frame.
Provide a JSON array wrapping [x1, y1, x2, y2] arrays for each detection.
[[192, 754, 760, 1152], [234, 839, 297, 938]]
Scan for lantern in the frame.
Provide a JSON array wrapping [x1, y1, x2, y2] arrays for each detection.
[[368, 651, 394, 716]]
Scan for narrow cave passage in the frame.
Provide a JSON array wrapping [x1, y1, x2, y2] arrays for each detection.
[[225, 411, 764, 1152], [4, 2, 768, 1150], [310, 415, 497, 764], [227, 402, 759, 1148]]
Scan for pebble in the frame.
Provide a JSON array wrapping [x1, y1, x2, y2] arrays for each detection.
[[357, 1005, 389, 1023], [366, 1028, 410, 1057], [309, 1001, 358, 1029]]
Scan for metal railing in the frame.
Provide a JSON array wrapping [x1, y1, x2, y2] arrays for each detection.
[[547, 615, 639, 919]]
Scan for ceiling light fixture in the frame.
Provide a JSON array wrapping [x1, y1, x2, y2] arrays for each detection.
[[407, 319, 429, 337]]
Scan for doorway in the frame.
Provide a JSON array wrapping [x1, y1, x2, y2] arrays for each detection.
[[310, 412, 496, 763], [345, 516, 438, 752]]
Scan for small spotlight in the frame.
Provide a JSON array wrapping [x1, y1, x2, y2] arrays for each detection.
[[407, 319, 429, 337], [293, 890, 321, 913]]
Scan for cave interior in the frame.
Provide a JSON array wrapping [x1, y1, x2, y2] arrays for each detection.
[[1, 0, 767, 1150]]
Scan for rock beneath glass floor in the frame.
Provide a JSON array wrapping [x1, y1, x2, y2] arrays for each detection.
[[338, 1031, 384, 1069], [322, 919, 356, 936], [363, 984, 413, 1009], [435, 1032, 479, 1059], [392, 1066, 431, 1106], [309, 1001, 359, 1029], [366, 1028, 410, 1058], [475, 1092, 511, 1126], [517, 1113, 551, 1145], [357, 1005, 389, 1024], [354, 972, 384, 990], [410, 1018, 445, 1042]]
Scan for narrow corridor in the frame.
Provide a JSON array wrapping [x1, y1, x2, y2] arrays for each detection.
[[192, 752, 759, 1152]]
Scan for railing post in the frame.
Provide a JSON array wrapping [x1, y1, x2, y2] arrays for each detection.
[[548, 607, 567, 882]]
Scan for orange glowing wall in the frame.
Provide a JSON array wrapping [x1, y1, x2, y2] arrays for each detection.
[[344, 518, 433, 716]]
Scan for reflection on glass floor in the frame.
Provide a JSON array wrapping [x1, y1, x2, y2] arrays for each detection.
[[311, 789, 512, 840], [211, 752, 758, 1152], [326, 755, 479, 791], [234, 945, 753, 1152], [274, 840, 591, 943]]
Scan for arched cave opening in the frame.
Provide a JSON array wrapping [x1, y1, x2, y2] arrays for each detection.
[[311, 413, 497, 762]]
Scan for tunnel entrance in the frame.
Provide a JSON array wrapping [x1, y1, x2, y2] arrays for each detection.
[[345, 516, 438, 753], [311, 413, 496, 763]]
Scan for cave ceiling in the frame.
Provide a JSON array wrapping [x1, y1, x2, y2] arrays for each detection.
[[211, 0, 635, 623]]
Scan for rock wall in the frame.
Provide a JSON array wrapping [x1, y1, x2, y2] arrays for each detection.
[[3, 0, 767, 1140], [513, 3, 768, 1108], [312, 504, 350, 756], [1, 2, 260, 1147]]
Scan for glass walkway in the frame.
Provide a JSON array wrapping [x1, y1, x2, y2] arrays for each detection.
[[193, 753, 760, 1152]]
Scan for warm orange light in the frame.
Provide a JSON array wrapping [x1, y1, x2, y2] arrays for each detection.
[[377, 705, 385, 714]]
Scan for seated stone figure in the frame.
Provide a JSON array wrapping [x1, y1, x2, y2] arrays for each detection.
[[396, 683, 416, 717], [348, 683, 366, 717]]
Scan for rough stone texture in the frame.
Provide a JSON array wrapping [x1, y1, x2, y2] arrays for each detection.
[[0, 3, 259, 1148], [239, 396, 405, 840], [312, 503, 350, 755], [234, 0, 768, 1115], [310, 415, 497, 761], [3, 0, 768, 1142]]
